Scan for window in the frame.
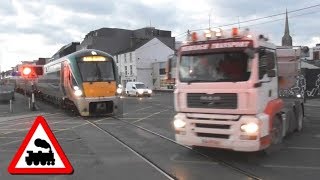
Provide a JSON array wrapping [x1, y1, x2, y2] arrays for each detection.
[[130, 53, 132, 62], [314, 51, 319, 60], [159, 68, 166, 75], [130, 65, 133, 75], [179, 52, 250, 82], [125, 66, 127, 75], [124, 54, 127, 63], [259, 48, 276, 79]]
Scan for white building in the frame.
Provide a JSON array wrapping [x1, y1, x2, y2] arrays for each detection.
[[114, 38, 174, 89], [310, 45, 320, 60]]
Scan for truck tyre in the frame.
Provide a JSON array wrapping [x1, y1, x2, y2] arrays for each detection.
[[294, 104, 304, 132], [271, 115, 283, 144]]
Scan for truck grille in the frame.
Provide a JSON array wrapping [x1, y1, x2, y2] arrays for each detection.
[[187, 113, 238, 140], [187, 93, 237, 109], [197, 133, 229, 139]]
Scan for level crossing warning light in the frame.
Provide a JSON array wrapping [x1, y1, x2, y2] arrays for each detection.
[[20, 65, 43, 79], [22, 67, 32, 76], [8, 116, 73, 174]]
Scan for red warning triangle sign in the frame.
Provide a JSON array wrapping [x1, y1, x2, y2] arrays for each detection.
[[8, 116, 73, 174]]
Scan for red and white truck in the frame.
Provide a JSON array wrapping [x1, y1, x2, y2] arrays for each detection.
[[167, 28, 305, 152]]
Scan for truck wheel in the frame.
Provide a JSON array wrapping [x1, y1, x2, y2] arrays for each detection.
[[271, 115, 283, 144], [294, 104, 304, 132]]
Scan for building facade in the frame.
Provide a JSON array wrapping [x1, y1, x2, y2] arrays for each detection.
[[115, 38, 174, 90]]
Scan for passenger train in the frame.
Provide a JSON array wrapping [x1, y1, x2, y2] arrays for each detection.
[[19, 49, 120, 116]]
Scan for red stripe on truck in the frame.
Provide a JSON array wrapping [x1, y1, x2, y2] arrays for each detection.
[[260, 135, 271, 149], [264, 98, 284, 132]]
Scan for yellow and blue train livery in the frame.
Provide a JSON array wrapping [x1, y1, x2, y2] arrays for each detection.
[[36, 49, 120, 116]]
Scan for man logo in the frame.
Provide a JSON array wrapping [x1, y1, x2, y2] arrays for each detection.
[[199, 95, 221, 101]]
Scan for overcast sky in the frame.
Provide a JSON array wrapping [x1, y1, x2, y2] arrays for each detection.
[[0, 0, 319, 71]]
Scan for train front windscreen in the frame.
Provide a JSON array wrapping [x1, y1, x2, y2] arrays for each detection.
[[78, 56, 115, 82]]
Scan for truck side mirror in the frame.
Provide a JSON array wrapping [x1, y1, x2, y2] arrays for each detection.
[[267, 69, 276, 77]]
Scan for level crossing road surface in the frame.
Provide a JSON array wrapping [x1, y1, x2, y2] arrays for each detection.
[[0, 93, 319, 180]]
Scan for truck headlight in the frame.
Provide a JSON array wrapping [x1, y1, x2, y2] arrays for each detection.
[[117, 88, 122, 94], [147, 89, 152, 94], [138, 89, 144, 94], [240, 122, 259, 134], [174, 119, 186, 128]]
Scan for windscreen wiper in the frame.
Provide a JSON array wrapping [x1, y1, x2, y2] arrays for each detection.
[[186, 79, 210, 85]]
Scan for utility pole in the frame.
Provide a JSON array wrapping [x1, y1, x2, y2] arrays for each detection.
[[238, 16, 241, 29]]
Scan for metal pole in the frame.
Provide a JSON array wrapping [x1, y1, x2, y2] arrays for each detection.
[[31, 93, 35, 111], [9, 99, 12, 113], [28, 97, 31, 109]]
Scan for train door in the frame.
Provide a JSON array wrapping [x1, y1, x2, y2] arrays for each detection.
[[63, 62, 73, 99], [60, 62, 67, 97]]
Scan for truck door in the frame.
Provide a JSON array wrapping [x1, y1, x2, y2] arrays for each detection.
[[257, 49, 278, 110]]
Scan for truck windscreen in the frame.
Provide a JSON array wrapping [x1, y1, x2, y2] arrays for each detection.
[[179, 52, 250, 83]]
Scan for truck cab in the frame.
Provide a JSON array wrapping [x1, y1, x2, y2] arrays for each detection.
[[167, 28, 304, 152]]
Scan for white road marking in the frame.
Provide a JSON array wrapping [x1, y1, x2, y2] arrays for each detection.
[[0, 112, 61, 123], [135, 106, 153, 112], [0, 123, 89, 146], [132, 109, 169, 123], [262, 164, 320, 170], [287, 146, 320, 150]]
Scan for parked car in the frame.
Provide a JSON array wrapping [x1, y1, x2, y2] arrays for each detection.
[[125, 82, 152, 97]]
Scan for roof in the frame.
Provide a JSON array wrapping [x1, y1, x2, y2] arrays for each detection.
[[301, 61, 319, 69], [115, 39, 149, 55]]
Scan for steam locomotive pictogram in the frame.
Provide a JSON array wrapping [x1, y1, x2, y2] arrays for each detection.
[[25, 138, 55, 166]]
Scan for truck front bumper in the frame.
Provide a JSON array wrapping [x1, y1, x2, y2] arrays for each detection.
[[174, 112, 270, 152], [176, 134, 261, 152]]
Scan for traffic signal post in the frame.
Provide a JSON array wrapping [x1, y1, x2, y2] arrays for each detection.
[[20, 66, 42, 111]]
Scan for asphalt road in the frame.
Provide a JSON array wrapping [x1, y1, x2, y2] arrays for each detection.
[[0, 93, 320, 180]]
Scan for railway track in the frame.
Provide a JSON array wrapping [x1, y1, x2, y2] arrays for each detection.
[[85, 115, 263, 180]]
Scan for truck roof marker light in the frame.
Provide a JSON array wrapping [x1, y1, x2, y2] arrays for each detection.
[[191, 32, 198, 42], [213, 28, 222, 37], [204, 29, 212, 39], [232, 27, 239, 37]]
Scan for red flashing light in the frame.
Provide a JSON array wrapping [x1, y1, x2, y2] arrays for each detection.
[[22, 67, 32, 76], [232, 28, 239, 37], [191, 32, 198, 41]]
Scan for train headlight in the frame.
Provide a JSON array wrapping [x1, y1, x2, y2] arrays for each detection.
[[147, 89, 152, 94], [240, 122, 259, 134], [74, 89, 83, 97], [138, 89, 144, 94], [117, 88, 122, 94]]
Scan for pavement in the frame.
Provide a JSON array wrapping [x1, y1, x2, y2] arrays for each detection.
[[305, 98, 320, 107], [0, 93, 319, 180]]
